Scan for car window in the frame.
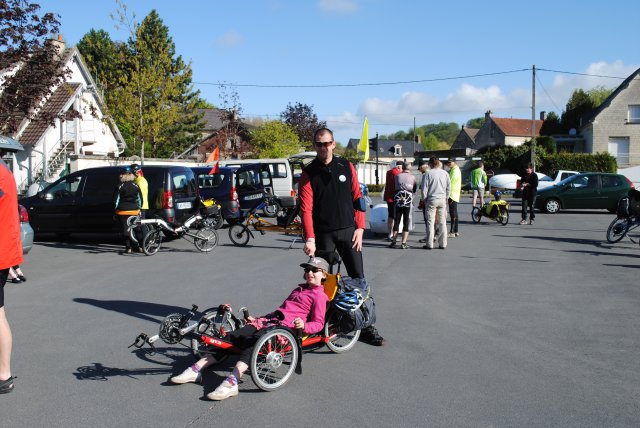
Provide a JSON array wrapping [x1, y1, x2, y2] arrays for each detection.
[[561, 172, 574, 180], [83, 171, 119, 199], [571, 176, 589, 188], [46, 175, 83, 199], [269, 163, 288, 179], [237, 170, 262, 191], [172, 172, 195, 197], [601, 175, 623, 188], [198, 173, 225, 189], [540, 176, 552, 182]]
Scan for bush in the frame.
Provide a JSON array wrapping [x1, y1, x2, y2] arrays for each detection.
[[540, 152, 617, 174], [367, 184, 385, 193]]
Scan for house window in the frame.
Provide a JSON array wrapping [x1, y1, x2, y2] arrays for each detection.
[[629, 105, 640, 123], [394, 145, 402, 156], [608, 137, 630, 167]]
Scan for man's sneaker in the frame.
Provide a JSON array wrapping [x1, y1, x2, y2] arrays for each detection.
[[170, 367, 201, 384], [388, 241, 397, 248], [529, 219, 534, 225], [418, 238, 427, 243], [359, 326, 384, 346], [519, 219, 527, 225], [447, 232, 455, 238], [400, 243, 409, 249], [207, 380, 239, 401], [455, 233, 460, 237]]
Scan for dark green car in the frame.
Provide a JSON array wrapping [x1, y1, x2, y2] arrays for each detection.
[[534, 173, 633, 213]]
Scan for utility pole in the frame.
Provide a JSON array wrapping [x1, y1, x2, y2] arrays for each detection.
[[531, 64, 536, 169], [375, 133, 379, 185], [413, 117, 416, 155]]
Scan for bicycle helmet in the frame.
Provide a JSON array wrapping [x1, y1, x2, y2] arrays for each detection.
[[494, 191, 502, 200], [130, 163, 141, 174], [333, 289, 364, 312], [120, 166, 132, 174]]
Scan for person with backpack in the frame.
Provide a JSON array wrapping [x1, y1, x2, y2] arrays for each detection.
[[389, 162, 416, 249], [113, 167, 142, 254]]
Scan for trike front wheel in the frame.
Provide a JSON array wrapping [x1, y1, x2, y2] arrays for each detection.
[[142, 229, 162, 255], [228, 224, 251, 246], [606, 217, 630, 243], [194, 227, 218, 252], [324, 313, 360, 353], [499, 207, 509, 225], [250, 328, 298, 391], [471, 207, 482, 223]]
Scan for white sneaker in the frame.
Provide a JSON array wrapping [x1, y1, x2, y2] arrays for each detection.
[[207, 380, 239, 401], [170, 367, 202, 384], [447, 233, 455, 238]]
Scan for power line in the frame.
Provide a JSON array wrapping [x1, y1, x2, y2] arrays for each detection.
[[535, 74, 562, 112], [536, 67, 628, 80], [193, 69, 530, 88]]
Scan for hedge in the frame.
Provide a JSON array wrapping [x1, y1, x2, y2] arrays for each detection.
[[539, 152, 617, 174]]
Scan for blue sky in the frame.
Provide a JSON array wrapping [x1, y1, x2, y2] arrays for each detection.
[[38, 0, 639, 145]]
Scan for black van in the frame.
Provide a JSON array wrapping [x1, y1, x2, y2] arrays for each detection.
[[191, 164, 271, 223], [20, 165, 199, 235]]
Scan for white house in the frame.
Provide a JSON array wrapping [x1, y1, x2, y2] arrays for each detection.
[[5, 41, 125, 194]]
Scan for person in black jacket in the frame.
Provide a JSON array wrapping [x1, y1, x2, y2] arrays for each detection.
[[113, 167, 142, 253], [520, 163, 538, 225]]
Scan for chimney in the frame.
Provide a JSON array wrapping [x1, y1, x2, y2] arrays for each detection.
[[484, 110, 493, 120], [540, 111, 546, 121], [50, 34, 65, 59]]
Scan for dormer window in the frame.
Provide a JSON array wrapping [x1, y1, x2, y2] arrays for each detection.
[[394, 145, 402, 156], [628, 105, 640, 123]]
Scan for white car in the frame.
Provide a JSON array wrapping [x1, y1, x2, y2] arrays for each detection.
[[369, 203, 415, 234], [489, 172, 549, 190]]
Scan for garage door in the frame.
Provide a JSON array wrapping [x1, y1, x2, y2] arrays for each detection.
[[608, 137, 630, 167]]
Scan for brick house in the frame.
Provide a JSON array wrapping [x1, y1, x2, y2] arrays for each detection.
[[450, 126, 480, 150], [473, 111, 543, 150]]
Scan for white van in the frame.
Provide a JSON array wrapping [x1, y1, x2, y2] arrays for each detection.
[[218, 158, 293, 198]]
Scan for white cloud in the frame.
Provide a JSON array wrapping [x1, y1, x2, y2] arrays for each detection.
[[317, 0, 359, 14], [214, 30, 244, 48]]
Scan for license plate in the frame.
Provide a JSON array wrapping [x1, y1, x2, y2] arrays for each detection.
[[244, 194, 262, 200], [176, 202, 192, 209]]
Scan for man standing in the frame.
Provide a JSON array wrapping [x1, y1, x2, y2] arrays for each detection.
[[421, 157, 450, 250], [131, 164, 148, 218], [299, 127, 383, 346], [383, 161, 402, 241], [0, 151, 23, 393], [446, 158, 461, 237], [470, 161, 487, 208], [519, 163, 538, 225]]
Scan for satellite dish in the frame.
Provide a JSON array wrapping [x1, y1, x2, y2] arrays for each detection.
[[569, 128, 577, 136]]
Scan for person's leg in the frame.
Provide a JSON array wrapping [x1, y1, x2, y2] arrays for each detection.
[[529, 195, 536, 222], [334, 227, 364, 279], [424, 202, 437, 249], [13, 265, 25, 282], [0, 269, 13, 390], [119, 215, 131, 251], [386, 202, 395, 240], [390, 207, 403, 247], [521, 196, 528, 223], [436, 200, 447, 248], [479, 187, 485, 206], [472, 189, 478, 207], [452, 201, 459, 234]]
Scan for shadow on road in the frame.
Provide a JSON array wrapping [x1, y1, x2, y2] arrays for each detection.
[[73, 298, 191, 324]]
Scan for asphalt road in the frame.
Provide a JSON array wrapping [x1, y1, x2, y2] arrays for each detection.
[[1, 198, 639, 427]]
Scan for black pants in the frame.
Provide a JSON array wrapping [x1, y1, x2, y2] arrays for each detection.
[[227, 325, 266, 365], [448, 201, 458, 233], [118, 215, 137, 250], [521, 194, 536, 221], [393, 205, 411, 233], [315, 226, 364, 279], [0, 268, 8, 308]]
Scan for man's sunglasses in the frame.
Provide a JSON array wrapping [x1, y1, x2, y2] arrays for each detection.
[[304, 267, 321, 273], [314, 141, 333, 147]]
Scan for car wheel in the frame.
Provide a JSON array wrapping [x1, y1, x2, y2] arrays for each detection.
[[544, 198, 561, 214]]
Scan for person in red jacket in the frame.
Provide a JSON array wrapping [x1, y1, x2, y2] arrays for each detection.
[[0, 152, 23, 394], [298, 127, 384, 346], [383, 161, 402, 240]]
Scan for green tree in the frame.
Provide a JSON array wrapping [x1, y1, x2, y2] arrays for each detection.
[[249, 121, 301, 158], [559, 86, 613, 133], [0, 0, 69, 133], [540, 111, 563, 135], [76, 29, 122, 92], [587, 85, 613, 106], [466, 117, 485, 129], [280, 102, 326, 150]]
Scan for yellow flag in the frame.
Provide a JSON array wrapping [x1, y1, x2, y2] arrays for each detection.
[[357, 117, 369, 162]]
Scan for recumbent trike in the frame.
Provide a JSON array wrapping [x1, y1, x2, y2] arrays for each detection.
[[129, 271, 362, 391]]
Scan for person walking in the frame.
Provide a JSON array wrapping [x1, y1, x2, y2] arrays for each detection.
[[417, 160, 430, 245], [446, 158, 462, 237], [519, 163, 538, 225], [383, 161, 402, 241], [113, 167, 142, 254], [298, 127, 384, 346], [420, 157, 450, 250], [470, 161, 487, 208], [131, 164, 148, 218], [389, 162, 416, 249], [0, 151, 23, 393]]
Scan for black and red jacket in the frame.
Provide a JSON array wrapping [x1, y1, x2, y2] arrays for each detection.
[[298, 156, 365, 239]]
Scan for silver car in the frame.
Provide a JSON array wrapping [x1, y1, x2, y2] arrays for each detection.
[[19, 204, 34, 254]]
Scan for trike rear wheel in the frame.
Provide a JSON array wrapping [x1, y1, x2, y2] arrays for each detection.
[[142, 229, 162, 255], [194, 227, 218, 252], [471, 207, 482, 223], [324, 313, 360, 353], [250, 328, 298, 391], [606, 217, 630, 243], [229, 224, 251, 246]]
